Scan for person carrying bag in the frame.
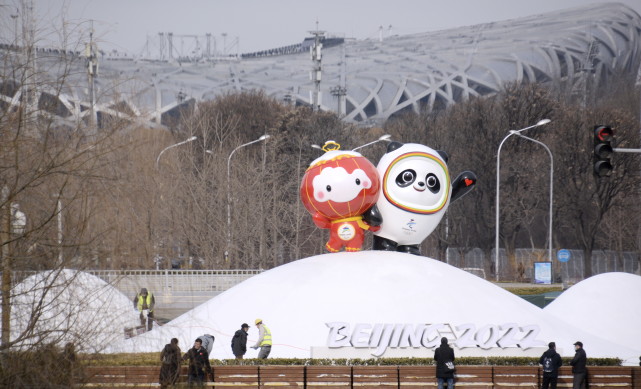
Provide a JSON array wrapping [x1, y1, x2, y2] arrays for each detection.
[[434, 337, 456, 389]]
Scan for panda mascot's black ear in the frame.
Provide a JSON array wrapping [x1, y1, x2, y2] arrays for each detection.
[[386, 141, 404, 153], [437, 150, 449, 163]]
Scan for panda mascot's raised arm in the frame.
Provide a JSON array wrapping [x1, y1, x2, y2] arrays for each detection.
[[363, 141, 477, 255]]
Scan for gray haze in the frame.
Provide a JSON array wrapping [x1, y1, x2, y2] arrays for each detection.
[[2, 1, 641, 55]]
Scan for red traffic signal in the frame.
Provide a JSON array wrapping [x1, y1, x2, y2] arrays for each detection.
[[594, 126, 614, 142], [593, 125, 614, 177]]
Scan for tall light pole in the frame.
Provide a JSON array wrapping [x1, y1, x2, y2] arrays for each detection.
[[56, 198, 63, 265], [1, 186, 11, 345], [226, 135, 270, 262], [510, 131, 554, 272], [495, 119, 551, 281], [155, 136, 197, 168], [11, 11, 18, 46]]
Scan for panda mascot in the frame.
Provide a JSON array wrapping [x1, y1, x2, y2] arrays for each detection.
[[364, 141, 477, 255]]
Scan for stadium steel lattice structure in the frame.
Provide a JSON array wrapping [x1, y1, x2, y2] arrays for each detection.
[[1, 2, 641, 129]]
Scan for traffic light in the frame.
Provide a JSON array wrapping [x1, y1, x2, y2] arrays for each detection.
[[593, 125, 614, 177]]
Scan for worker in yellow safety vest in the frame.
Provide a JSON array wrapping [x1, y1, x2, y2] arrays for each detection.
[[251, 318, 272, 359], [133, 288, 155, 331]]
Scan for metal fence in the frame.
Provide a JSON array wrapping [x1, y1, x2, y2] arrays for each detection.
[[446, 248, 641, 282], [9, 249, 640, 291], [85, 269, 263, 296]]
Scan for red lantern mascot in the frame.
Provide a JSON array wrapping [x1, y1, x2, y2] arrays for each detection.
[[300, 141, 381, 252]]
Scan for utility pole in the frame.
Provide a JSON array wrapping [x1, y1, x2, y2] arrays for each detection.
[[85, 20, 99, 129], [309, 22, 325, 111], [21, 0, 37, 134], [222, 33, 227, 56], [206, 33, 212, 59], [330, 43, 347, 116], [580, 39, 599, 108], [159, 32, 166, 60]]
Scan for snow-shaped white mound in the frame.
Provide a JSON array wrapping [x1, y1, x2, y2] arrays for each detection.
[[107, 252, 638, 363], [544, 272, 641, 352], [9, 269, 140, 352]]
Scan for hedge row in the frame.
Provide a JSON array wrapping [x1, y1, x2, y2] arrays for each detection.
[[503, 286, 563, 295], [82, 354, 622, 367]]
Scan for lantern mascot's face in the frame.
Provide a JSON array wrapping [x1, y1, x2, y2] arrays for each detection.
[[300, 142, 381, 253]]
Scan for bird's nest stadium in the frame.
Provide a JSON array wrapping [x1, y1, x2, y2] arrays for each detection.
[[1, 2, 640, 129]]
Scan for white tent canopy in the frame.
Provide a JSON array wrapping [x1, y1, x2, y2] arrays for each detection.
[[8, 269, 140, 352]]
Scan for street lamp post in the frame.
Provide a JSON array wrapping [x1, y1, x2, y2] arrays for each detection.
[[226, 135, 270, 262], [155, 136, 198, 168], [510, 131, 554, 275], [495, 119, 551, 281], [352, 134, 392, 151]]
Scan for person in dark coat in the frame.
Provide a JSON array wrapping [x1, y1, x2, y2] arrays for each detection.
[[434, 337, 455, 389], [159, 338, 181, 389], [231, 323, 250, 362], [570, 341, 587, 389], [539, 341, 562, 389], [182, 338, 212, 387], [61, 342, 77, 387]]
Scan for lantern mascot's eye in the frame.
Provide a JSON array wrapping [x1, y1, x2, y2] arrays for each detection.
[[300, 141, 381, 253]]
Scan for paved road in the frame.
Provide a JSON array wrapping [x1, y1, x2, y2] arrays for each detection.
[[152, 291, 222, 323]]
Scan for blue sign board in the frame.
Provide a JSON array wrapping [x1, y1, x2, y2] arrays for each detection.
[[534, 262, 552, 284], [557, 249, 571, 263]]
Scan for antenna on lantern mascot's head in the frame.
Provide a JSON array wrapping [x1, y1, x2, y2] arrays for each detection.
[[311, 140, 341, 153]]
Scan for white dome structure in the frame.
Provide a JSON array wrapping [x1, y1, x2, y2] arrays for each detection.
[[544, 272, 641, 353], [9, 269, 140, 352], [108, 252, 639, 364]]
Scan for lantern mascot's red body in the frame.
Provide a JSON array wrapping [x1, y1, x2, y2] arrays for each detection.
[[300, 141, 381, 252]]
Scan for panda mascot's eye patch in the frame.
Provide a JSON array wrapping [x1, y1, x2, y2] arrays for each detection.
[[426, 173, 440, 193], [396, 169, 416, 187]]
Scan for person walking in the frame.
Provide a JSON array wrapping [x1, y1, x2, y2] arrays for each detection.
[[231, 323, 250, 362], [133, 288, 155, 331], [539, 341, 562, 389], [159, 338, 181, 389], [570, 341, 587, 389], [182, 338, 212, 387], [251, 319, 272, 359], [434, 337, 455, 389]]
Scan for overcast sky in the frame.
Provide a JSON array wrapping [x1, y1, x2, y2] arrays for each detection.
[[2, 1, 641, 55]]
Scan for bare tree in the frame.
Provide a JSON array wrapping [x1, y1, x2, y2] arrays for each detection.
[[552, 104, 640, 277], [0, 9, 140, 388], [384, 79, 640, 280]]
